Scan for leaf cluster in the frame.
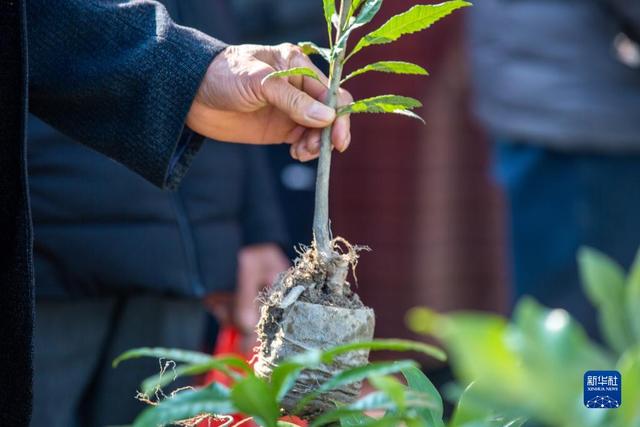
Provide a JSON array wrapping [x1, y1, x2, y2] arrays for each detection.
[[407, 246, 640, 427], [264, 0, 471, 124], [114, 339, 447, 427]]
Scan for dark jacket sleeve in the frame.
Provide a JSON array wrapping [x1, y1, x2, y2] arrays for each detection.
[[27, 0, 227, 189], [241, 147, 289, 248]]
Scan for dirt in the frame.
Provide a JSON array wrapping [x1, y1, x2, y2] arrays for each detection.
[[254, 239, 376, 417]]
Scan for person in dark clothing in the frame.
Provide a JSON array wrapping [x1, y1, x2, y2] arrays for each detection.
[[468, 0, 640, 335], [0, 1, 352, 424]]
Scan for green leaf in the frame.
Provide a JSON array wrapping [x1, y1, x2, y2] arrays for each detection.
[[627, 248, 640, 343], [296, 360, 419, 414], [402, 367, 444, 427], [353, 0, 383, 27], [351, 1, 472, 56], [335, 0, 383, 51], [139, 356, 248, 396], [113, 347, 215, 368], [312, 391, 435, 427], [269, 361, 305, 401], [133, 383, 235, 427], [339, 94, 420, 113], [322, 338, 446, 363], [261, 67, 322, 85], [340, 413, 375, 426], [324, 0, 336, 44], [231, 375, 280, 427], [298, 41, 331, 63], [343, 61, 428, 83], [578, 246, 634, 354], [614, 347, 640, 427], [369, 375, 406, 411]]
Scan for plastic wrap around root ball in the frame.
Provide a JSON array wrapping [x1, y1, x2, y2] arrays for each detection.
[[254, 245, 375, 417]]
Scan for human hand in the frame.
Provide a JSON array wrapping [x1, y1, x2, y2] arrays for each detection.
[[234, 244, 289, 337], [186, 44, 352, 161]]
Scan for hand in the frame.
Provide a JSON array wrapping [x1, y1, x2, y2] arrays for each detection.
[[234, 244, 289, 337], [186, 44, 353, 162]]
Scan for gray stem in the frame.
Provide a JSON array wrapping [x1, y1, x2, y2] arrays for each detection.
[[313, 0, 351, 259]]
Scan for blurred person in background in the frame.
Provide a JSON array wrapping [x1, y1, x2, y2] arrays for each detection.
[[29, 2, 290, 426], [468, 0, 640, 334]]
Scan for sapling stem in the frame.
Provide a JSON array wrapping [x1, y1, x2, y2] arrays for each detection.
[[313, 0, 351, 260]]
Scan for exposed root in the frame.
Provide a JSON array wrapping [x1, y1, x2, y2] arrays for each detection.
[[254, 237, 376, 417]]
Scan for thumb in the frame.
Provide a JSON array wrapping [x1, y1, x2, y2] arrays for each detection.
[[261, 77, 336, 128]]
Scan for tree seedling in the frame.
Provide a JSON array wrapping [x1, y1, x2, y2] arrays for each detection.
[[254, 0, 471, 416]]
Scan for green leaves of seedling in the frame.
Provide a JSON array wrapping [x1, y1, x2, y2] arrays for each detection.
[[342, 61, 428, 83], [350, 1, 472, 57], [339, 95, 424, 123], [262, 67, 322, 86], [323, 0, 336, 45], [231, 375, 281, 427], [298, 41, 331, 62]]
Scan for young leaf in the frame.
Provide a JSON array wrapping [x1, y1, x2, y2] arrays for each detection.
[[261, 67, 322, 85], [342, 61, 428, 83], [133, 383, 235, 427], [298, 41, 331, 63], [321, 338, 446, 363], [339, 95, 421, 114], [231, 375, 280, 427], [338, 95, 425, 123], [350, 1, 472, 56], [323, 0, 336, 44], [295, 360, 419, 413], [353, 0, 383, 27], [402, 367, 444, 427], [335, 0, 383, 51]]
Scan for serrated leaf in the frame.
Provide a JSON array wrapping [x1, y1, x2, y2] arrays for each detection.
[[343, 61, 428, 83], [133, 383, 234, 427], [231, 375, 280, 427], [338, 95, 424, 123], [261, 67, 322, 85], [351, 1, 472, 56], [324, 0, 336, 43], [298, 41, 331, 63], [339, 95, 421, 114]]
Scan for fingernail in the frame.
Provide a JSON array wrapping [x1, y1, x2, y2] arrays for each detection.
[[307, 103, 335, 123], [339, 134, 351, 152]]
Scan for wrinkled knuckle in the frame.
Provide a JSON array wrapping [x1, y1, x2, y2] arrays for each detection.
[[289, 92, 308, 114]]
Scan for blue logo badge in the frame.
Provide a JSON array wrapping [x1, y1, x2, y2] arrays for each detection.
[[584, 371, 622, 408]]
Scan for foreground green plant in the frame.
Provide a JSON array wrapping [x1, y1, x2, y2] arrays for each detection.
[[114, 339, 447, 426], [408, 246, 640, 427]]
